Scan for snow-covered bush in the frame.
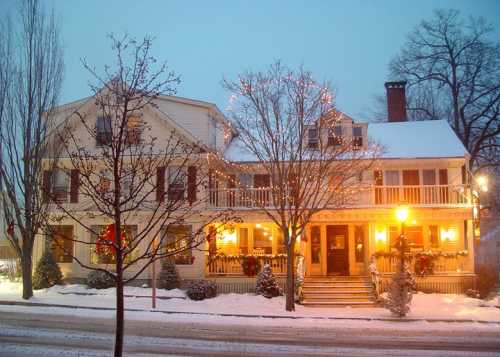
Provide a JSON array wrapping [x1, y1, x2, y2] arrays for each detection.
[[386, 262, 416, 317], [86, 270, 115, 289], [256, 264, 283, 298], [158, 260, 180, 290], [0, 259, 21, 281], [186, 280, 217, 300], [33, 251, 63, 290]]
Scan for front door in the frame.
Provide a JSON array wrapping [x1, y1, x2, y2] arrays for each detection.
[[326, 225, 349, 275]]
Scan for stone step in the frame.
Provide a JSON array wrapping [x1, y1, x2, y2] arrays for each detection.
[[302, 289, 374, 295], [301, 300, 376, 307], [303, 283, 373, 289], [302, 294, 374, 301]]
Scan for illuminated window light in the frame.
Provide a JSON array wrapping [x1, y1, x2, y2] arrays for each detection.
[[375, 230, 387, 243], [441, 228, 456, 242]]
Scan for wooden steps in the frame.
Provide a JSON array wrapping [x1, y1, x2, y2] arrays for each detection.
[[301, 276, 376, 307]]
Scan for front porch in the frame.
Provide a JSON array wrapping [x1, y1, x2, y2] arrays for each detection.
[[204, 216, 476, 295]]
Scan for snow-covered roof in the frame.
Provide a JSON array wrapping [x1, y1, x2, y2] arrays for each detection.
[[369, 120, 468, 159], [223, 120, 468, 162]]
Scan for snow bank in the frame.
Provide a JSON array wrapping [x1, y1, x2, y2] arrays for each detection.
[[1, 279, 499, 323]]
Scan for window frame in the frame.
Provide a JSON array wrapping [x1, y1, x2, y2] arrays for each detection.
[[162, 225, 193, 265], [49, 225, 74, 263], [96, 115, 113, 147], [307, 128, 319, 149]]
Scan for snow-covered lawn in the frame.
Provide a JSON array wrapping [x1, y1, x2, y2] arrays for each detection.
[[1, 279, 499, 323]]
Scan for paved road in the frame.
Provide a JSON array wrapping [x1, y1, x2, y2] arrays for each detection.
[[0, 310, 499, 356]]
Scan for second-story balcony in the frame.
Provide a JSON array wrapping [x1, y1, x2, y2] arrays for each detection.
[[208, 184, 469, 209]]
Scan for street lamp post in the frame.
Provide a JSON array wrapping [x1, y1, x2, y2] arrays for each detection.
[[396, 204, 409, 282]]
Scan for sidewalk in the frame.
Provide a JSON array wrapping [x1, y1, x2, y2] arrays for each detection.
[[1, 299, 499, 325]]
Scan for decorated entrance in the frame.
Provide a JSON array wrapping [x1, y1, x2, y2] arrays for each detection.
[[326, 225, 349, 275]]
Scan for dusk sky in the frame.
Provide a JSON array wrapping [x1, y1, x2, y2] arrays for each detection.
[[2, 0, 499, 120]]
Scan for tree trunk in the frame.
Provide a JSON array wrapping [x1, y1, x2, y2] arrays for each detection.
[[285, 243, 295, 312], [114, 253, 124, 357], [21, 250, 33, 300]]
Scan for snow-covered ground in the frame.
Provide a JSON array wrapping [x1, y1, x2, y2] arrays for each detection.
[[1, 279, 499, 323]]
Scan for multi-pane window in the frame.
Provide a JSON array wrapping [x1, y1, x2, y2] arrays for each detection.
[[308, 128, 318, 149], [168, 167, 186, 201], [239, 227, 248, 254], [328, 126, 343, 146], [406, 226, 423, 247], [384, 171, 400, 186], [354, 225, 365, 263], [49, 225, 73, 263], [163, 225, 193, 265], [125, 116, 142, 146], [96, 116, 112, 146], [310, 226, 321, 264], [90, 225, 137, 264], [423, 170, 436, 185], [276, 230, 286, 254], [53, 169, 69, 203], [352, 126, 363, 149], [253, 226, 272, 254]]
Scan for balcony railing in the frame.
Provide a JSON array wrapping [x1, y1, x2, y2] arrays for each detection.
[[374, 184, 468, 206], [209, 187, 271, 208], [207, 184, 469, 208]]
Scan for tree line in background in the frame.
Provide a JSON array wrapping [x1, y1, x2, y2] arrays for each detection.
[[372, 9, 499, 178]]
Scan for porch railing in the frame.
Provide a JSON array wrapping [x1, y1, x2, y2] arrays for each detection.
[[206, 254, 289, 276], [207, 184, 469, 208], [374, 253, 470, 275]]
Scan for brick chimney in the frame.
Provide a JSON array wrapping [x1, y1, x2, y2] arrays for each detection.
[[385, 81, 407, 122]]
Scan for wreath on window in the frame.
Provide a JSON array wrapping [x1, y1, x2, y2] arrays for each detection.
[[414, 254, 435, 276], [240, 255, 262, 276], [96, 224, 127, 258]]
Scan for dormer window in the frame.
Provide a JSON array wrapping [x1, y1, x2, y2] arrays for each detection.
[[308, 128, 318, 149], [96, 116, 112, 146], [328, 126, 343, 146], [352, 126, 363, 149]]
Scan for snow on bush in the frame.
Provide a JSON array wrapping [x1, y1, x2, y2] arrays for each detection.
[[386, 262, 416, 317], [255, 264, 283, 298], [186, 280, 217, 300], [33, 251, 63, 290], [158, 260, 180, 290], [86, 270, 115, 289]]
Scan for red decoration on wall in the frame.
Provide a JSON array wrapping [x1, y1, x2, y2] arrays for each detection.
[[300, 234, 308, 242], [6, 222, 14, 237], [96, 224, 126, 257]]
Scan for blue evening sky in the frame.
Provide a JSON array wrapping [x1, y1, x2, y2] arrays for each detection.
[[1, 0, 499, 120]]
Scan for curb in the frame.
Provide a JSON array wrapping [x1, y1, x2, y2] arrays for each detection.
[[1, 300, 499, 325]]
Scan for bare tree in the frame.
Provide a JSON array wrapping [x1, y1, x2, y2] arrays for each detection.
[[0, 0, 63, 299], [223, 62, 379, 311], [389, 9, 500, 171], [47, 35, 229, 357]]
